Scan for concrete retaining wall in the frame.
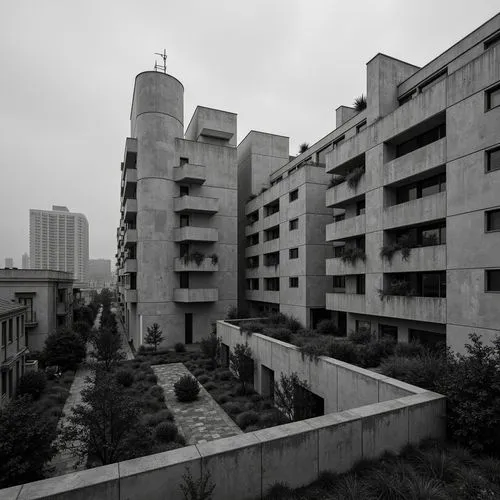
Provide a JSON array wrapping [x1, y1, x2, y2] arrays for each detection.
[[0, 322, 445, 500]]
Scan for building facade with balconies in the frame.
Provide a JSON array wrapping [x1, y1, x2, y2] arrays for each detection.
[[0, 299, 28, 408], [0, 269, 74, 350], [238, 131, 335, 327], [116, 72, 237, 347], [324, 14, 500, 353]]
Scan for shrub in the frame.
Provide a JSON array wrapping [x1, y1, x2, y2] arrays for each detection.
[[174, 375, 200, 402], [144, 323, 164, 352], [200, 333, 220, 369], [115, 369, 134, 387], [241, 321, 265, 335], [147, 373, 158, 384], [265, 327, 292, 343], [395, 341, 426, 358], [217, 370, 232, 381], [348, 329, 372, 344], [193, 368, 205, 376], [222, 401, 245, 415], [142, 409, 174, 427], [274, 372, 312, 422], [264, 482, 295, 500], [204, 382, 216, 391], [73, 321, 92, 343], [230, 343, 254, 394], [328, 340, 358, 364], [92, 328, 124, 371], [236, 410, 259, 429], [198, 375, 210, 384], [155, 421, 178, 443], [299, 337, 333, 362], [149, 385, 164, 399], [175, 342, 186, 353], [217, 394, 230, 404], [356, 339, 395, 368], [315, 319, 339, 336], [43, 328, 86, 371], [17, 371, 47, 400]]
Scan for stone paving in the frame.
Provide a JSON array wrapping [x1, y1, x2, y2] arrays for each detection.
[[153, 363, 242, 444]]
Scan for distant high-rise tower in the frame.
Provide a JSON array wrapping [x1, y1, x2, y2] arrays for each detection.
[[29, 206, 89, 285], [21, 253, 30, 269], [4, 258, 13, 268]]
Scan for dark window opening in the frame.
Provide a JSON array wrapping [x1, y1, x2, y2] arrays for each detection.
[[180, 272, 189, 288], [486, 147, 500, 172], [289, 277, 299, 288], [486, 209, 500, 232], [396, 173, 446, 204], [289, 189, 299, 202], [265, 226, 279, 241], [264, 199, 280, 217], [180, 185, 189, 197], [265, 278, 280, 291], [289, 218, 298, 230], [486, 270, 500, 292], [289, 248, 299, 259], [395, 123, 446, 158], [486, 84, 500, 110]]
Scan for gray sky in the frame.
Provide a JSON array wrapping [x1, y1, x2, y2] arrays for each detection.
[[0, 1, 498, 266]]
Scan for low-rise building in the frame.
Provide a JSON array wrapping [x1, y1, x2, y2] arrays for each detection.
[[0, 269, 74, 350], [0, 299, 28, 408]]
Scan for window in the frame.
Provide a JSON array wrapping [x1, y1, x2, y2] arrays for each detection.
[[356, 320, 370, 332], [18, 297, 34, 322], [180, 185, 189, 197], [356, 120, 367, 133], [265, 278, 280, 291], [180, 243, 189, 258], [418, 69, 447, 93], [486, 209, 500, 232], [396, 123, 446, 158], [247, 210, 259, 225], [264, 200, 279, 217], [246, 279, 259, 290], [356, 200, 366, 216], [484, 31, 500, 50], [246, 256, 259, 269], [179, 272, 189, 288], [289, 248, 299, 259], [334, 245, 344, 258], [486, 270, 500, 292], [334, 212, 345, 223], [356, 275, 366, 295], [246, 233, 259, 246], [289, 189, 298, 202], [1, 322, 6, 347], [270, 176, 282, 186], [179, 157, 189, 166], [398, 91, 416, 106], [265, 226, 279, 241], [486, 84, 500, 110], [288, 166, 297, 175], [289, 218, 298, 231], [264, 252, 280, 267], [333, 276, 345, 290], [379, 324, 398, 341], [332, 135, 345, 148], [409, 329, 446, 351], [421, 272, 446, 298], [289, 277, 299, 288], [396, 173, 446, 204], [180, 215, 190, 227], [8, 319, 12, 343], [486, 147, 500, 172]]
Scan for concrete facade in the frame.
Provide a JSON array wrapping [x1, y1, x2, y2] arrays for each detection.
[[323, 14, 500, 353], [0, 299, 27, 409], [30, 206, 89, 286], [116, 72, 237, 348], [238, 131, 334, 328], [0, 269, 74, 351]]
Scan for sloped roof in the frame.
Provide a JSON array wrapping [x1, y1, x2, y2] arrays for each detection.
[[0, 298, 26, 315]]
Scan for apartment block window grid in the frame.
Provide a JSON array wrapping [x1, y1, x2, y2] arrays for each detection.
[[289, 218, 298, 231], [289, 277, 299, 288], [289, 189, 298, 202], [486, 270, 500, 292], [486, 146, 500, 172]]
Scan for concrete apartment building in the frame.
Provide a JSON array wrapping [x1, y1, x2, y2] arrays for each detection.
[[323, 14, 500, 353], [0, 269, 74, 350], [30, 205, 89, 286], [89, 258, 112, 288], [0, 299, 27, 408], [116, 71, 237, 347], [4, 258, 13, 268], [238, 131, 334, 327], [22, 252, 30, 269]]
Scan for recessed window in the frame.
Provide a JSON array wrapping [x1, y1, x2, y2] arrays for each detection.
[[289, 248, 299, 259], [264, 199, 280, 217], [180, 185, 189, 197], [356, 120, 367, 133], [486, 84, 500, 111], [356, 200, 366, 216], [486, 146, 500, 172], [486, 209, 500, 232], [179, 157, 189, 166], [289, 189, 299, 202], [246, 278, 259, 290], [265, 278, 280, 291], [289, 277, 299, 288], [356, 275, 366, 295], [180, 215, 190, 227], [265, 226, 279, 241], [485, 31, 500, 50], [485, 270, 500, 292], [333, 276, 345, 289], [289, 218, 298, 231], [179, 273, 189, 288]]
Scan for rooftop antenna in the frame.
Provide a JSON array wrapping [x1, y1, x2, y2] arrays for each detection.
[[154, 49, 167, 73]]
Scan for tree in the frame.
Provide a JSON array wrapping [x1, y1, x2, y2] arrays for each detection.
[[180, 467, 215, 500], [43, 328, 86, 371], [73, 320, 93, 343], [74, 305, 95, 327], [353, 94, 367, 111], [92, 328, 124, 371], [144, 323, 164, 352], [200, 332, 220, 369], [59, 371, 141, 466], [274, 372, 313, 422], [0, 396, 56, 488], [229, 343, 254, 394]]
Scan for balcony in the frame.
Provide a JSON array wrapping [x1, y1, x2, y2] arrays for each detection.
[[262, 211, 280, 230], [123, 259, 137, 273], [122, 168, 137, 199], [245, 220, 261, 236], [261, 239, 280, 254], [326, 214, 366, 241], [173, 288, 218, 303], [326, 174, 367, 207], [383, 192, 446, 230], [124, 229, 137, 247], [25, 312, 37, 328], [123, 138, 138, 168], [174, 196, 218, 215], [377, 295, 446, 324], [123, 199, 137, 222], [326, 257, 366, 276], [383, 245, 446, 273], [173, 164, 206, 184], [326, 293, 366, 314], [124, 289, 138, 303], [261, 290, 280, 304], [56, 302, 68, 316], [173, 226, 218, 243], [174, 257, 218, 272], [246, 290, 262, 302]]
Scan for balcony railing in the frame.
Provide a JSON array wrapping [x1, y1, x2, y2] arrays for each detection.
[[173, 164, 206, 184], [326, 214, 366, 241], [173, 196, 218, 214], [123, 199, 137, 221], [326, 256, 366, 276], [173, 288, 218, 303], [326, 173, 367, 207], [376, 295, 446, 324], [124, 229, 137, 247], [174, 257, 218, 272], [326, 293, 366, 314], [173, 226, 218, 242], [383, 244, 446, 273]]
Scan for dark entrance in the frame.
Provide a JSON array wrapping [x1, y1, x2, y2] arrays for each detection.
[[379, 324, 398, 341], [337, 311, 347, 336], [310, 308, 331, 329], [185, 313, 193, 344], [294, 384, 324, 420], [261, 365, 274, 400]]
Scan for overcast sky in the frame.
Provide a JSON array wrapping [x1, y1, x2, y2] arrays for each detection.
[[0, 1, 498, 266]]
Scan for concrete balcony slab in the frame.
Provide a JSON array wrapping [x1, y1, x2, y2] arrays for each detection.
[[383, 245, 446, 273], [124, 289, 137, 303], [326, 175, 367, 207], [173, 288, 218, 302], [123, 199, 137, 222], [376, 295, 446, 324], [174, 257, 218, 272], [123, 259, 137, 273], [174, 196, 218, 214], [326, 214, 366, 241], [173, 226, 218, 242], [124, 229, 137, 247], [326, 257, 366, 276], [326, 293, 366, 314], [173, 164, 206, 184]]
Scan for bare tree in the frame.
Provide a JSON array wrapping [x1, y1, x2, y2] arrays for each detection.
[[144, 323, 164, 352]]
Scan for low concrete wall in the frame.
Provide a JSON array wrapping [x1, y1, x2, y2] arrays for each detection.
[[0, 322, 445, 500]]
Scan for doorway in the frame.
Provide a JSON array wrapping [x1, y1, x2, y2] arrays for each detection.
[[185, 313, 193, 344]]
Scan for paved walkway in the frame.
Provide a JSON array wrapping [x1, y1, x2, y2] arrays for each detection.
[[153, 363, 242, 444]]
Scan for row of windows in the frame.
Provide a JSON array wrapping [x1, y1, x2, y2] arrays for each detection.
[[246, 218, 299, 246], [1, 315, 25, 348], [246, 248, 300, 268], [246, 277, 300, 291]]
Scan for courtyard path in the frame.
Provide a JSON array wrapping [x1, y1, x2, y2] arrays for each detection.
[[153, 363, 242, 444]]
